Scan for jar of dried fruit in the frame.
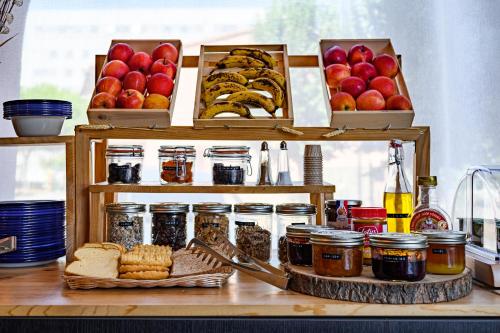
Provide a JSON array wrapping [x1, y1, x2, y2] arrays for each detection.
[[158, 146, 196, 185], [193, 203, 231, 245], [106, 145, 144, 184], [150, 202, 189, 251], [106, 202, 145, 250], [204, 146, 252, 185], [234, 203, 273, 262]]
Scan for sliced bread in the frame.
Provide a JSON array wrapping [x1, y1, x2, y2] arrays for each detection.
[[65, 247, 120, 279]]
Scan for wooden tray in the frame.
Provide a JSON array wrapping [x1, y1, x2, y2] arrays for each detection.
[[193, 44, 293, 129], [87, 39, 183, 128], [319, 39, 415, 129], [286, 264, 472, 304]]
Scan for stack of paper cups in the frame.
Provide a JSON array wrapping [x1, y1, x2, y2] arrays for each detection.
[[303, 145, 323, 185]]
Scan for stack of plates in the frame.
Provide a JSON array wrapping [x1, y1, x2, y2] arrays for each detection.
[[304, 145, 323, 185], [0, 200, 66, 267]]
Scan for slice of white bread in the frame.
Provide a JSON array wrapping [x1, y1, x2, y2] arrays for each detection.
[[83, 242, 126, 254], [65, 247, 120, 279]]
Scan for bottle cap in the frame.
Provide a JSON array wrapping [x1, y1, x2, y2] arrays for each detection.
[[418, 176, 437, 186], [351, 207, 387, 219], [280, 141, 287, 150], [261, 141, 269, 151], [389, 139, 403, 148]]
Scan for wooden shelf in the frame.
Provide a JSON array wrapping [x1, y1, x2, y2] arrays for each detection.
[[0, 135, 73, 146], [89, 182, 335, 194]]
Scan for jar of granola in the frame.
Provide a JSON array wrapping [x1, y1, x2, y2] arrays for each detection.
[[193, 203, 231, 245]]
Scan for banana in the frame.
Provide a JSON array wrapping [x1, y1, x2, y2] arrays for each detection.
[[202, 72, 248, 90], [203, 82, 247, 105], [227, 91, 277, 117], [238, 68, 286, 90], [230, 48, 277, 68], [247, 78, 284, 107], [214, 55, 266, 70], [200, 101, 253, 119]]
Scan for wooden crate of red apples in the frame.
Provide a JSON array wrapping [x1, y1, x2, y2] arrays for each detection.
[[319, 39, 414, 129], [87, 39, 182, 128]]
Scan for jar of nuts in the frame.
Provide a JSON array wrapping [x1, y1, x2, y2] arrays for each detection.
[[193, 203, 231, 245], [106, 202, 145, 250], [150, 202, 189, 251]]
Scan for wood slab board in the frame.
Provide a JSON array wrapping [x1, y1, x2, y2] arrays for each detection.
[[319, 39, 415, 129], [286, 264, 472, 304]]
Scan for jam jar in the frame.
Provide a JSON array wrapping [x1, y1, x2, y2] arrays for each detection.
[[150, 203, 189, 251], [106, 145, 143, 184], [286, 224, 324, 266], [158, 146, 195, 185], [325, 199, 362, 230], [419, 230, 466, 275], [193, 203, 231, 245], [370, 233, 427, 281], [311, 230, 364, 277], [351, 207, 388, 265], [204, 146, 252, 185]]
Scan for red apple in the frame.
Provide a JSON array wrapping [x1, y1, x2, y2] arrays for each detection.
[[356, 90, 386, 110], [330, 92, 356, 111], [96, 76, 122, 97], [147, 73, 174, 97], [152, 42, 179, 63], [347, 44, 374, 65], [150, 58, 177, 79], [117, 89, 145, 109], [369, 76, 396, 99], [373, 54, 399, 78], [323, 45, 347, 65], [325, 64, 350, 90], [108, 43, 134, 63], [386, 94, 412, 110], [340, 76, 366, 98], [351, 62, 377, 83], [123, 71, 147, 94], [91, 92, 116, 109], [102, 60, 129, 80], [127, 51, 153, 74]]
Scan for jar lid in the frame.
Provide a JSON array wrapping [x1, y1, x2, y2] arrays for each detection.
[[234, 203, 273, 214], [310, 230, 364, 246], [416, 230, 466, 244], [276, 203, 316, 215], [150, 202, 190, 213], [106, 202, 146, 213], [325, 200, 362, 207], [370, 233, 427, 249], [351, 207, 387, 219], [106, 145, 144, 157], [159, 146, 196, 157], [204, 146, 251, 159], [192, 202, 232, 213], [286, 224, 325, 237], [418, 176, 437, 186]]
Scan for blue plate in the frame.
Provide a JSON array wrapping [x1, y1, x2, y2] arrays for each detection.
[[0, 226, 65, 235], [1, 247, 66, 259], [3, 99, 72, 106], [0, 250, 66, 263], [0, 216, 65, 224], [0, 210, 65, 218], [0, 200, 65, 207], [16, 240, 66, 250]]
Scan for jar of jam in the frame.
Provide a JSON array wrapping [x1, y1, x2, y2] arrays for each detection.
[[351, 207, 387, 265], [311, 230, 364, 277], [158, 146, 195, 185], [325, 199, 362, 230], [369, 233, 427, 281], [286, 224, 322, 266], [419, 230, 466, 275]]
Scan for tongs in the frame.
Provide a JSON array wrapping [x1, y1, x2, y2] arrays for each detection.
[[186, 236, 290, 290], [0, 236, 16, 255]]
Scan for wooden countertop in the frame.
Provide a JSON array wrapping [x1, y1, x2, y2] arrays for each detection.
[[0, 260, 499, 317]]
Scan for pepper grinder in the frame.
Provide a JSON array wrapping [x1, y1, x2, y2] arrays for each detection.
[[257, 141, 273, 185], [276, 141, 293, 185]]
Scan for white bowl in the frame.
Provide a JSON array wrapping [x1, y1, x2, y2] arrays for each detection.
[[11, 116, 66, 137]]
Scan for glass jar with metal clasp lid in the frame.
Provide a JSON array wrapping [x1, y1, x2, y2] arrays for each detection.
[[106, 145, 144, 184], [204, 146, 252, 185], [158, 146, 196, 185]]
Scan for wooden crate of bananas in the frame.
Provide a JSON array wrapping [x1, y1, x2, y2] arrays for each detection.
[[193, 44, 293, 129]]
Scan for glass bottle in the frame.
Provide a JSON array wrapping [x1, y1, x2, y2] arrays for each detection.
[[257, 141, 273, 185], [276, 141, 292, 185], [383, 139, 413, 233], [410, 176, 450, 231]]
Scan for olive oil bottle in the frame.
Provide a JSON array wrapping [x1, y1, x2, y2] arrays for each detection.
[[383, 139, 413, 233]]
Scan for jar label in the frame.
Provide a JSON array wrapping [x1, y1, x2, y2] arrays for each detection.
[[432, 248, 447, 255], [410, 210, 448, 231], [382, 255, 408, 263], [353, 223, 385, 246], [322, 253, 342, 260], [202, 222, 220, 228], [118, 221, 134, 227]]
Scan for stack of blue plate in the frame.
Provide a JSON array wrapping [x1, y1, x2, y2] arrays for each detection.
[[3, 99, 72, 119], [0, 200, 66, 267]]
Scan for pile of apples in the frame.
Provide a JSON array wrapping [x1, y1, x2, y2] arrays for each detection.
[[91, 42, 179, 110], [324, 44, 412, 111]]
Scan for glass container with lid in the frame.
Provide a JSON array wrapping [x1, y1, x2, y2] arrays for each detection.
[[193, 202, 231, 245], [158, 146, 196, 185], [204, 146, 252, 185], [311, 230, 364, 277], [150, 202, 189, 250], [351, 207, 388, 265], [370, 233, 427, 281], [106, 202, 145, 250], [106, 145, 144, 184], [286, 224, 324, 266], [234, 203, 273, 262], [418, 230, 466, 275], [325, 199, 362, 230]]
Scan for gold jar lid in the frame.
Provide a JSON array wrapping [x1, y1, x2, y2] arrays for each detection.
[[418, 176, 437, 186]]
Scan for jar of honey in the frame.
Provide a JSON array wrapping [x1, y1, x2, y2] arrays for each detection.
[[419, 230, 466, 275]]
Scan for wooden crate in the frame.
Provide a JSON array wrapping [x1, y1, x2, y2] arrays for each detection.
[[87, 39, 183, 128], [319, 39, 414, 129], [193, 44, 293, 129]]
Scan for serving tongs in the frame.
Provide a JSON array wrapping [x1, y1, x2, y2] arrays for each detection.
[[186, 236, 290, 290], [0, 236, 16, 255]]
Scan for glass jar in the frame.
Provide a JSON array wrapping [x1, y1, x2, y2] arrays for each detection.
[[193, 203, 231, 245], [286, 224, 320, 266], [471, 218, 483, 246], [234, 203, 273, 262], [419, 230, 466, 275], [311, 230, 364, 277], [351, 207, 388, 265], [106, 202, 145, 250], [158, 146, 195, 185], [106, 145, 144, 184], [370, 233, 427, 281], [150, 202, 189, 251], [204, 146, 252, 185], [325, 199, 362, 230], [276, 203, 316, 264]]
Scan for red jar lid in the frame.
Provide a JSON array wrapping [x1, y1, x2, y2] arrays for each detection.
[[351, 207, 387, 219]]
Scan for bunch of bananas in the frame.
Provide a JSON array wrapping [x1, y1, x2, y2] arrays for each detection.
[[200, 48, 287, 120]]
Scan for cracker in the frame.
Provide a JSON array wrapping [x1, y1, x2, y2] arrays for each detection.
[[119, 264, 168, 273], [121, 245, 172, 267], [119, 271, 169, 280]]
